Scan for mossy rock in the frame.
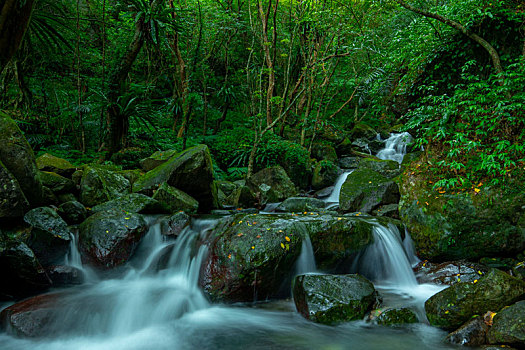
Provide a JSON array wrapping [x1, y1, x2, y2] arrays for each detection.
[[339, 157, 361, 170], [216, 180, 237, 197], [376, 308, 418, 326], [349, 122, 378, 140], [487, 301, 525, 347], [275, 197, 326, 213], [133, 145, 218, 212], [247, 166, 297, 204], [79, 209, 148, 268], [79, 166, 131, 208], [293, 274, 378, 325], [139, 149, 178, 172], [311, 143, 338, 162], [157, 212, 191, 237], [446, 316, 489, 347], [358, 158, 401, 179], [0, 160, 29, 219], [312, 160, 340, 190], [39, 171, 75, 194], [425, 269, 525, 330], [151, 183, 199, 214], [35, 153, 75, 177], [24, 207, 71, 266], [118, 169, 143, 186], [339, 168, 400, 214], [399, 156, 525, 261], [91, 193, 168, 214], [57, 201, 87, 225], [0, 113, 43, 205]]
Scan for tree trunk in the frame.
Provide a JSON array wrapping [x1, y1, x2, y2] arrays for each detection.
[[0, 0, 36, 73]]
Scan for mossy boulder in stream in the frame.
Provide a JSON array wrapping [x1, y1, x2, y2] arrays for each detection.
[[246, 166, 297, 205], [133, 145, 217, 211], [275, 197, 326, 213], [80, 166, 131, 207], [0, 112, 43, 205], [399, 155, 525, 260], [79, 209, 148, 268], [312, 160, 340, 190], [311, 143, 338, 162], [0, 160, 29, 219], [487, 300, 525, 347], [24, 207, 71, 266], [139, 149, 178, 172], [376, 308, 418, 326], [151, 183, 199, 214], [292, 274, 378, 325], [425, 269, 525, 330], [358, 158, 401, 179], [339, 168, 400, 214], [91, 193, 168, 214]]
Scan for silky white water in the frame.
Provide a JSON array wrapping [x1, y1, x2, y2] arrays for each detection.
[[294, 234, 317, 275], [376, 132, 413, 164], [325, 171, 353, 204]]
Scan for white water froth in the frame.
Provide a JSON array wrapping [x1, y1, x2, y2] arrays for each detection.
[[376, 132, 413, 164], [295, 235, 317, 275], [324, 171, 353, 204]]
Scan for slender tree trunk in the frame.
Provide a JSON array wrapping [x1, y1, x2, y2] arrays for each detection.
[[0, 0, 36, 73]]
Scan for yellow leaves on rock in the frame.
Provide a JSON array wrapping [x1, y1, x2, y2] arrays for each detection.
[[280, 243, 285, 249], [237, 232, 243, 237], [285, 236, 290, 242], [251, 246, 255, 250], [474, 188, 481, 193], [484, 311, 496, 326]]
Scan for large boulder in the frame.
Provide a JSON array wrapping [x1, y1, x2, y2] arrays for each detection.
[[0, 160, 29, 219], [487, 301, 525, 347], [246, 166, 297, 205], [415, 260, 489, 286], [399, 156, 525, 260], [339, 168, 400, 214], [425, 269, 525, 330], [312, 160, 340, 190], [157, 212, 191, 237], [358, 158, 401, 179], [57, 201, 87, 225], [79, 210, 148, 268], [446, 316, 489, 347], [79, 166, 131, 207], [292, 274, 378, 325], [151, 183, 199, 214], [139, 149, 178, 172], [200, 213, 377, 302], [24, 207, 71, 266], [39, 171, 75, 194], [36, 153, 76, 177], [0, 239, 51, 299], [311, 143, 338, 162], [0, 113, 43, 205], [91, 193, 168, 214], [275, 197, 326, 213], [133, 145, 218, 211]]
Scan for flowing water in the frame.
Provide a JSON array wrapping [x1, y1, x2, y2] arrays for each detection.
[[294, 234, 317, 275], [376, 132, 413, 164], [324, 171, 353, 206]]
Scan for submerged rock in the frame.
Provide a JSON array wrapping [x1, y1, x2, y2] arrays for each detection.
[[292, 274, 377, 325], [80, 166, 131, 207], [79, 210, 148, 268], [425, 269, 525, 330], [487, 300, 525, 347], [24, 207, 71, 266], [376, 308, 418, 326]]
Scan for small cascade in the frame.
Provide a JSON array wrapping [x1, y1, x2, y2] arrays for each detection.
[[403, 228, 421, 266], [324, 171, 353, 204], [295, 235, 317, 275], [65, 232, 97, 282], [376, 132, 413, 164]]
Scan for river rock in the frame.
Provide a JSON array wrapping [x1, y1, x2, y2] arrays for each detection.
[[151, 183, 199, 214], [0, 240, 51, 299], [158, 212, 191, 237], [415, 260, 489, 285], [399, 156, 525, 261], [91, 193, 167, 214], [339, 157, 361, 169], [139, 149, 178, 172], [226, 185, 258, 208], [311, 143, 338, 162], [376, 308, 418, 326], [216, 180, 238, 197], [39, 171, 75, 194], [0, 112, 43, 205], [446, 316, 489, 346], [246, 166, 297, 204], [349, 122, 378, 140], [0, 160, 29, 219], [80, 166, 131, 207], [133, 145, 218, 211], [24, 207, 71, 266], [79, 210, 148, 268], [312, 160, 340, 190], [57, 201, 87, 224], [372, 204, 399, 219], [425, 269, 525, 330], [36, 153, 76, 177], [358, 158, 401, 179], [339, 168, 400, 214], [487, 300, 525, 347], [45, 265, 84, 286], [292, 274, 378, 325], [275, 197, 326, 213], [201, 213, 377, 302]]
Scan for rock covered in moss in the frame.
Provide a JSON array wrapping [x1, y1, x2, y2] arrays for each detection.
[[91, 193, 167, 214], [39, 171, 75, 194], [79, 210, 148, 268], [311, 143, 338, 162], [446, 316, 489, 346], [414, 260, 489, 286], [339, 168, 400, 214], [425, 269, 525, 330], [151, 183, 198, 214], [349, 123, 378, 140], [57, 201, 87, 224], [339, 157, 361, 170], [133, 145, 217, 211], [216, 180, 238, 197], [358, 158, 401, 179], [139, 149, 178, 172], [0, 112, 43, 205], [275, 197, 326, 213], [36, 153, 76, 177], [312, 160, 340, 190], [247, 166, 297, 204], [376, 308, 418, 326], [293, 274, 378, 325], [487, 301, 525, 347], [0, 160, 29, 218], [24, 207, 71, 266], [80, 166, 131, 207]]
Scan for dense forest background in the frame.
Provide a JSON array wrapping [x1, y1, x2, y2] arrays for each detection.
[[1, 0, 524, 191]]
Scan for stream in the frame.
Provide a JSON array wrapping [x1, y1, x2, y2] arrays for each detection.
[[0, 134, 459, 350]]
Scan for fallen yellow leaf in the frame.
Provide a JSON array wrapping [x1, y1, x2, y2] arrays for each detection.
[[285, 236, 290, 242]]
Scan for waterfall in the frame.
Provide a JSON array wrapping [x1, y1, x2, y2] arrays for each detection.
[[65, 232, 97, 282], [376, 132, 413, 164], [324, 171, 353, 204], [295, 234, 317, 275]]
